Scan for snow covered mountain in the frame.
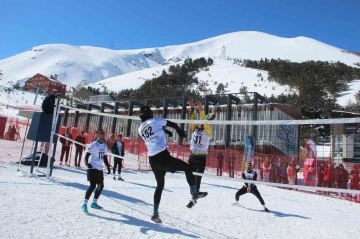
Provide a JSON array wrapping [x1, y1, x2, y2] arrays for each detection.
[[0, 31, 359, 105]]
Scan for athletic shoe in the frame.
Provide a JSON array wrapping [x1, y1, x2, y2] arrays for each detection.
[[151, 214, 162, 223], [186, 200, 197, 208], [81, 204, 89, 214], [197, 192, 208, 198], [113, 176, 116, 180], [90, 202, 103, 210], [118, 177, 124, 181], [265, 208, 270, 212]]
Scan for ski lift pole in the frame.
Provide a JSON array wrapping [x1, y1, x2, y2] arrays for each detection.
[[46, 98, 60, 178]]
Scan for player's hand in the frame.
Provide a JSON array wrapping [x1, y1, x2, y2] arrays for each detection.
[[176, 129, 187, 138], [187, 97, 195, 108], [87, 163, 93, 169], [165, 130, 173, 137], [247, 187, 251, 193]]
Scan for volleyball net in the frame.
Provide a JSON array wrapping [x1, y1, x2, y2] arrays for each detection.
[[47, 103, 360, 200]]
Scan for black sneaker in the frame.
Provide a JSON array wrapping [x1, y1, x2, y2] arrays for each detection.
[[186, 200, 197, 208], [197, 192, 208, 198], [151, 214, 162, 223], [265, 208, 270, 212], [118, 177, 124, 181], [113, 176, 116, 180]]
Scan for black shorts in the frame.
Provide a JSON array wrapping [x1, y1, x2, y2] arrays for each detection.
[[188, 154, 207, 168], [87, 169, 104, 184], [149, 149, 192, 173]]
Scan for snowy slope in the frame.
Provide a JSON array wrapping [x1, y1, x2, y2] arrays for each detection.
[[1, 157, 360, 239], [1, 31, 360, 87], [90, 59, 293, 98], [0, 44, 164, 86]]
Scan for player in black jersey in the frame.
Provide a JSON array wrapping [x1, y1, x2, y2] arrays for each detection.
[[235, 163, 270, 212]]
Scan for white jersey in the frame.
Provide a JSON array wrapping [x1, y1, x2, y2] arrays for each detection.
[[87, 140, 108, 170], [138, 117, 167, 156], [190, 129, 211, 154]]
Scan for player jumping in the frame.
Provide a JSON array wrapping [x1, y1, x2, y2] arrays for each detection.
[[138, 105, 208, 223], [187, 98, 214, 208]]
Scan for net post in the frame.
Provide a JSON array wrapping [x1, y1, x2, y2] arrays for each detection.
[[252, 92, 258, 153], [98, 103, 106, 130], [204, 95, 218, 115], [85, 104, 91, 131], [126, 100, 140, 137], [226, 94, 240, 147], [29, 140, 39, 174], [111, 102, 120, 134], [63, 107, 69, 126], [46, 98, 59, 179], [163, 98, 169, 118], [179, 96, 188, 143], [126, 101, 135, 137]]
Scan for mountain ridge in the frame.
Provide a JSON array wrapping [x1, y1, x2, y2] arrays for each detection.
[[1, 31, 359, 87]]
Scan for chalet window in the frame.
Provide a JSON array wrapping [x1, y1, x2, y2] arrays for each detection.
[[354, 135, 360, 158], [334, 135, 343, 159]]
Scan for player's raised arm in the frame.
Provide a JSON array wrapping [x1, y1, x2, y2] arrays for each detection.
[[165, 120, 187, 138], [188, 97, 197, 132], [197, 100, 213, 137]]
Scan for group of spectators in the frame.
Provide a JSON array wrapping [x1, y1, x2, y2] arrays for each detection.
[[58, 128, 125, 169], [317, 162, 360, 191], [3, 125, 19, 141], [214, 150, 360, 198]]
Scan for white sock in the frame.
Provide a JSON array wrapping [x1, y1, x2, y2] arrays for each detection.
[[93, 199, 98, 203], [262, 204, 266, 209], [83, 199, 88, 205]]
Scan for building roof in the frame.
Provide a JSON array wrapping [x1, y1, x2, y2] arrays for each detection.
[[330, 110, 360, 118], [29, 73, 66, 85]]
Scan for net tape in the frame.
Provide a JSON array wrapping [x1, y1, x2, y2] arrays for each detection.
[[59, 104, 360, 126]]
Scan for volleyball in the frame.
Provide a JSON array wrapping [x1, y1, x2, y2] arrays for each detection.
[[206, 112, 216, 121]]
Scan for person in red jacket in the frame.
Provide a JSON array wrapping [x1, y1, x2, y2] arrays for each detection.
[[336, 164, 348, 190], [59, 128, 73, 166], [317, 163, 325, 187], [74, 131, 86, 167], [217, 152, 224, 176], [350, 164, 360, 190], [287, 164, 296, 185]]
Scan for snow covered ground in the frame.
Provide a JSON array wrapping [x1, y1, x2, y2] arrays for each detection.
[[1, 154, 360, 238]]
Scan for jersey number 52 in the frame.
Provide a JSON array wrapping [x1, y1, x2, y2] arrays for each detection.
[[142, 126, 154, 139]]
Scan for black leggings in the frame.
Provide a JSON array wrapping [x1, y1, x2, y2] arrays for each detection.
[[113, 158, 122, 175], [235, 186, 265, 205], [85, 182, 104, 200], [188, 154, 206, 191], [150, 149, 196, 205]]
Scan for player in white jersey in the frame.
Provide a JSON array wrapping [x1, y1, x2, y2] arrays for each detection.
[[138, 105, 208, 224], [186, 98, 214, 208], [81, 129, 110, 214], [234, 163, 270, 212]]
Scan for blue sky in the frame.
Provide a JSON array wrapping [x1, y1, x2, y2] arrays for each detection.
[[0, 0, 359, 59]]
